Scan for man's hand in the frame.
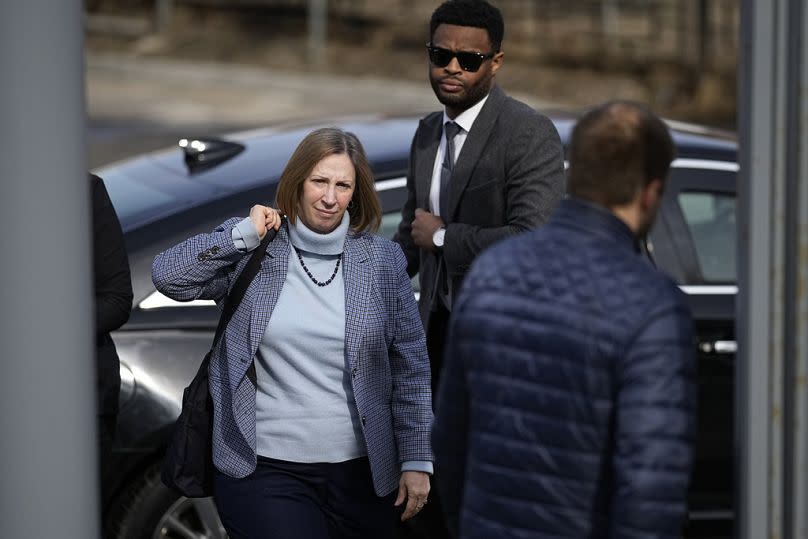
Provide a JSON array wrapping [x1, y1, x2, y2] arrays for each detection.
[[394, 471, 431, 521], [249, 205, 282, 240], [412, 209, 444, 252]]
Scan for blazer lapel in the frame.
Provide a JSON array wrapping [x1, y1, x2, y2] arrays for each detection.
[[446, 84, 506, 220], [415, 114, 443, 209], [343, 232, 372, 369], [248, 224, 290, 360]]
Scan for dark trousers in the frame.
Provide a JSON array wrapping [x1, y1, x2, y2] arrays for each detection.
[[98, 413, 117, 535], [427, 303, 451, 397], [396, 305, 451, 539], [98, 413, 116, 506], [214, 456, 399, 539]]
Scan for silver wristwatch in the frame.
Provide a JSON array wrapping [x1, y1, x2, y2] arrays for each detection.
[[432, 226, 446, 248]]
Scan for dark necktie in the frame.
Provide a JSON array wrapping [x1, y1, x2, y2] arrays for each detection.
[[436, 121, 460, 310], [439, 121, 461, 219]]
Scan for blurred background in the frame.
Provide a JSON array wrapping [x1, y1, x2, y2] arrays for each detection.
[[84, 0, 737, 167]]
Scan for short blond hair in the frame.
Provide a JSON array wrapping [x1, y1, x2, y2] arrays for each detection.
[[275, 127, 381, 233]]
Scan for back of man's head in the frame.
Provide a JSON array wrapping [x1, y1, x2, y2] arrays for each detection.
[[430, 0, 504, 51], [567, 101, 675, 207]]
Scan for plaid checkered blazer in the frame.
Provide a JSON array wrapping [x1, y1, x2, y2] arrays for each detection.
[[152, 218, 434, 496]]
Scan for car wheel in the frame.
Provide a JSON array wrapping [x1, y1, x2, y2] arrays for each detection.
[[110, 464, 228, 539]]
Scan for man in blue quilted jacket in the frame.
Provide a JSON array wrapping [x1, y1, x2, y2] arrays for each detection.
[[432, 101, 697, 539]]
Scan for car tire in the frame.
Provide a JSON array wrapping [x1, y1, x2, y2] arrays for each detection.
[[109, 463, 227, 539]]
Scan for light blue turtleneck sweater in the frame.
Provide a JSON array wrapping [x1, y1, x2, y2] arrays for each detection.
[[231, 214, 433, 473]]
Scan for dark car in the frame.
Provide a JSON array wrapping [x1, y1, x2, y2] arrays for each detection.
[[96, 114, 737, 539]]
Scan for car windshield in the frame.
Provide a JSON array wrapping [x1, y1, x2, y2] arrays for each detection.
[[98, 158, 224, 231], [679, 191, 737, 283], [103, 171, 180, 227]]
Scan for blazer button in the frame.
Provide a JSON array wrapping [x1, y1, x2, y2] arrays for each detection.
[[210, 246, 220, 254], [352, 367, 358, 378], [197, 252, 207, 262], [361, 416, 366, 427]]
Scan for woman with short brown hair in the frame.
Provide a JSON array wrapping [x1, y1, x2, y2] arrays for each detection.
[[153, 127, 432, 539], [275, 127, 381, 234]]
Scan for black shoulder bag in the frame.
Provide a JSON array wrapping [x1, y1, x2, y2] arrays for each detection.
[[161, 226, 277, 497]]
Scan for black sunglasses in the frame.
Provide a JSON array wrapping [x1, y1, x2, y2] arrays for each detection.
[[426, 44, 496, 72]]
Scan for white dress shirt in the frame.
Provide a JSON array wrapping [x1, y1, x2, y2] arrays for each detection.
[[428, 94, 490, 216]]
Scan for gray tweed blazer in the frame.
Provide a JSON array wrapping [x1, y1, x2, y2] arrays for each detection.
[[152, 220, 433, 496]]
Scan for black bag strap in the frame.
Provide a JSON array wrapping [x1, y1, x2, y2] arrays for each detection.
[[210, 223, 280, 352]]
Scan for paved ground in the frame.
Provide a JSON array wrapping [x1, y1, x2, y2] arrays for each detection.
[[88, 53, 438, 127], [86, 52, 553, 167]]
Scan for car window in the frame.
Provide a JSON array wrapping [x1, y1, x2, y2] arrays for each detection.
[[378, 210, 420, 295], [678, 191, 737, 283], [379, 211, 401, 240]]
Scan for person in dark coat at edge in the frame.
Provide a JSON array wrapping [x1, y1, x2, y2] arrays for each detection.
[[91, 173, 133, 507], [432, 101, 697, 539], [394, 2, 565, 535]]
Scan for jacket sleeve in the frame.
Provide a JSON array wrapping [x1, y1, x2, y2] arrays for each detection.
[[91, 174, 133, 334], [610, 291, 697, 539], [388, 244, 434, 462], [393, 129, 422, 278], [151, 217, 247, 302], [443, 113, 565, 276], [431, 284, 472, 538]]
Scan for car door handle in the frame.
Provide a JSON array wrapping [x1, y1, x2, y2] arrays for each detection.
[[699, 340, 737, 354]]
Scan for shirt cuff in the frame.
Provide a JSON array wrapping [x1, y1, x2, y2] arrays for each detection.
[[231, 217, 261, 252], [401, 460, 434, 474]]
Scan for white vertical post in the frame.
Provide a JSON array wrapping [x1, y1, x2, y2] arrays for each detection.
[[792, 4, 808, 537], [0, 1, 98, 537], [737, 0, 808, 538]]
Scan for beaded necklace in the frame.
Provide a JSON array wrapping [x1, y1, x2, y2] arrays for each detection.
[[293, 246, 342, 287]]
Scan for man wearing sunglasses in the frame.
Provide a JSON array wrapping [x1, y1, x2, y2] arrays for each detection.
[[394, 0, 565, 537]]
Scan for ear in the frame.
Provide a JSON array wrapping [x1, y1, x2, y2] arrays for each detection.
[[640, 178, 664, 210], [490, 50, 504, 76]]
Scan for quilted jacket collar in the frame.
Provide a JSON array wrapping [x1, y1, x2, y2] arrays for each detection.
[[554, 197, 642, 253]]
